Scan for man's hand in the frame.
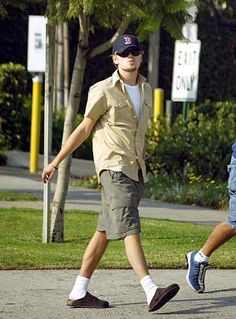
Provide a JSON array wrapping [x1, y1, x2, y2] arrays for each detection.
[[41, 163, 58, 183]]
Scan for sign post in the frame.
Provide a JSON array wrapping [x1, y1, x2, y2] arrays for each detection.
[[42, 23, 54, 243], [171, 1, 200, 117], [27, 15, 52, 243], [27, 15, 46, 173]]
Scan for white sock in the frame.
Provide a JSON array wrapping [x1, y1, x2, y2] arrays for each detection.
[[194, 250, 209, 263], [140, 275, 158, 305], [69, 275, 90, 300]]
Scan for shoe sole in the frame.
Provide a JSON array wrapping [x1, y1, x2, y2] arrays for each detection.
[[66, 299, 109, 308], [185, 253, 204, 293], [149, 284, 180, 312]]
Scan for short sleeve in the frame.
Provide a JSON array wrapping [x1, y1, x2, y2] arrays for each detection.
[[144, 83, 153, 116], [84, 83, 107, 120]]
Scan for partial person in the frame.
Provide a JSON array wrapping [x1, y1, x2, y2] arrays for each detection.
[[42, 34, 179, 312], [186, 142, 236, 293]]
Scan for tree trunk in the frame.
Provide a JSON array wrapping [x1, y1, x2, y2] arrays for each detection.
[[56, 22, 64, 110], [53, 25, 58, 112], [63, 22, 69, 107], [50, 30, 87, 243]]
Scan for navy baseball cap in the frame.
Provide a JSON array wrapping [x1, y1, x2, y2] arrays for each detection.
[[112, 34, 141, 54]]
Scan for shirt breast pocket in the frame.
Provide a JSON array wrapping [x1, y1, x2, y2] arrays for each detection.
[[109, 100, 130, 124]]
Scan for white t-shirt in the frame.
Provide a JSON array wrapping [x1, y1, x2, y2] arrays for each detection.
[[124, 83, 141, 120]]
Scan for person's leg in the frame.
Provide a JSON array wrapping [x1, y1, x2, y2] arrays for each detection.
[[124, 233, 149, 279], [186, 222, 236, 294], [186, 154, 236, 293], [100, 170, 179, 311], [68, 171, 111, 307], [124, 233, 179, 312], [68, 230, 109, 307], [201, 221, 236, 257], [186, 222, 236, 293], [200, 157, 236, 257], [79, 230, 109, 278], [124, 234, 156, 305]]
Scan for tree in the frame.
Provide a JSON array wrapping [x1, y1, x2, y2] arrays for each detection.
[[0, 0, 46, 18], [55, 23, 64, 111], [53, 22, 69, 110], [0, 1, 23, 17], [46, 0, 196, 242]]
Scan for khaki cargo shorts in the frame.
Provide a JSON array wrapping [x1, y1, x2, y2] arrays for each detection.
[[97, 170, 144, 240]]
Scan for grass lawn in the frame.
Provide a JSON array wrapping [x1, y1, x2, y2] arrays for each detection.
[[0, 208, 236, 270], [0, 191, 38, 201]]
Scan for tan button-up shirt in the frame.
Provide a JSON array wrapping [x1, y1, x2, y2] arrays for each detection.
[[84, 70, 152, 182]]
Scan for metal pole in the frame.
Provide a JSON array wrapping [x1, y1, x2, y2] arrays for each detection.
[[29, 74, 43, 173], [183, 101, 190, 120], [153, 88, 164, 122], [42, 23, 54, 243], [166, 100, 173, 126]]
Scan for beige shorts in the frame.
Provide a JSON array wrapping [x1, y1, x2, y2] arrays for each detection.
[[97, 170, 144, 240]]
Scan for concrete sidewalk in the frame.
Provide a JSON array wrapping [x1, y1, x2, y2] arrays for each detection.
[[1, 269, 236, 319]]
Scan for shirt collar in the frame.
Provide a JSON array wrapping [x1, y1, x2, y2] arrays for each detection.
[[111, 69, 146, 89]]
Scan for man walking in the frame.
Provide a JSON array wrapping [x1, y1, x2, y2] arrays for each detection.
[[42, 34, 179, 312]]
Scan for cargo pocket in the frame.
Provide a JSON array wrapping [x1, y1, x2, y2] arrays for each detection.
[[109, 171, 137, 210]]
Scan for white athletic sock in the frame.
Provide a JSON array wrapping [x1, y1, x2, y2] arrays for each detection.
[[194, 250, 209, 263], [69, 275, 90, 300], [140, 275, 158, 305]]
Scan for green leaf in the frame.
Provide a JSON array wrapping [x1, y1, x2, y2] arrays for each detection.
[[165, 0, 191, 13], [162, 13, 186, 39]]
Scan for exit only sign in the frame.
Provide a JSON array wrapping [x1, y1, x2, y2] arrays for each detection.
[[171, 40, 201, 102]]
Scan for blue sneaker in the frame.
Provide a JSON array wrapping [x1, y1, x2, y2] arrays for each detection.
[[186, 251, 209, 293]]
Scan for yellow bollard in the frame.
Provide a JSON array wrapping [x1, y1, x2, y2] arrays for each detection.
[[153, 88, 164, 123], [30, 74, 43, 173]]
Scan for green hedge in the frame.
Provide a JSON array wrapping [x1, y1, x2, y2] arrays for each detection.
[[146, 101, 236, 182], [0, 62, 93, 160], [0, 63, 31, 151]]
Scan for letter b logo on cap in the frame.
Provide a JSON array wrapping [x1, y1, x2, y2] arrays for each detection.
[[124, 36, 132, 45]]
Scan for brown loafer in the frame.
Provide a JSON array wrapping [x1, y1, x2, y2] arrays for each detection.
[[149, 283, 180, 312], [67, 292, 109, 308]]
